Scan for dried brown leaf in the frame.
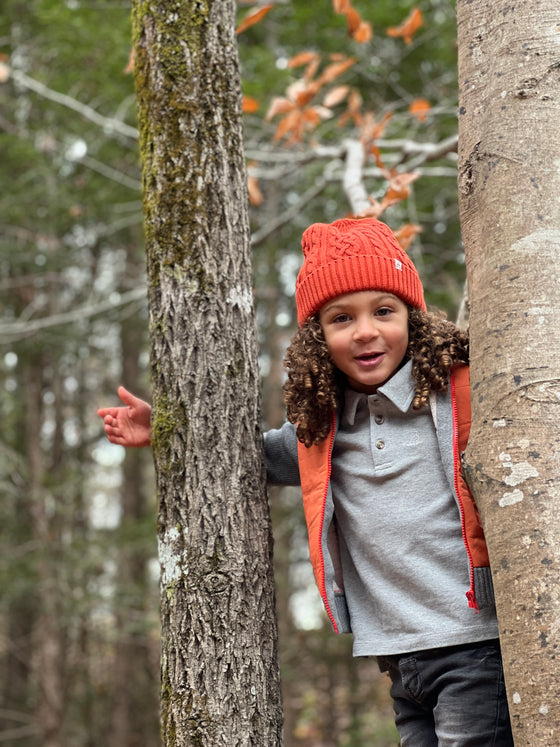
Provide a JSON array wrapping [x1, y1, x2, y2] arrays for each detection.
[[352, 21, 373, 43], [243, 96, 260, 113], [323, 85, 350, 109], [287, 51, 320, 69], [236, 4, 274, 34], [386, 7, 423, 45], [393, 224, 422, 251], [317, 57, 356, 85], [265, 97, 294, 121], [408, 98, 431, 122]]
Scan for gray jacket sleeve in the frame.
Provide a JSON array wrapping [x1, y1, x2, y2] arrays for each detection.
[[264, 422, 301, 486]]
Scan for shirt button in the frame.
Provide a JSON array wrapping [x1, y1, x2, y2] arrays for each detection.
[[375, 414, 384, 425], [375, 440, 385, 450]]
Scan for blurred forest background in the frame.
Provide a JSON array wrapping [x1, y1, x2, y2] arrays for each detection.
[[1, 1, 465, 745]]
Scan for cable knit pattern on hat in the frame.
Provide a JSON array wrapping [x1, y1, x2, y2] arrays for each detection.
[[295, 218, 426, 325]]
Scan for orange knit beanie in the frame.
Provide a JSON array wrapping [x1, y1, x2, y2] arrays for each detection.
[[295, 218, 426, 326]]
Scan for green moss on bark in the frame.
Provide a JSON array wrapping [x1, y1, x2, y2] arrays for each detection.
[[151, 388, 188, 457]]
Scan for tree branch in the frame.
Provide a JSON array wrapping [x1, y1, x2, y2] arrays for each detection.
[[342, 139, 370, 214], [0, 287, 147, 343], [10, 69, 139, 141], [79, 154, 141, 191], [251, 172, 332, 246]]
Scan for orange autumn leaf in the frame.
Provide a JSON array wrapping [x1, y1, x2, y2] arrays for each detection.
[[323, 85, 350, 109], [332, 0, 351, 12], [387, 7, 423, 45], [382, 171, 420, 206], [247, 160, 264, 206], [248, 175, 264, 206], [358, 181, 421, 220], [355, 198, 386, 220], [273, 109, 303, 142], [287, 51, 320, 69], [348, 88, 363, 110], [341, 6, 372, 43], [388, 171, 420, 191], [303, 57, 321, 81], [393, 224, 422, 251], [265, 97, 295, 121], [288, 79, 320, 107], [370, 144, 386, 170], [409, 98, 431, 122], [302, 108, 322, 128], [272, 104, 330, 143], [339, 88, 364, 127], [236, 4, 273, 34], [242, 96, 260, 113], [345, 6, 362, 34], [352, 20, 373, 43], [362, 110, 393, 142], [317, 57, 356, 86], [332, 0, 372, 42]]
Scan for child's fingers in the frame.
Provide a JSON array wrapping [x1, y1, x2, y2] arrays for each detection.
[[97, 407, 117, 418], [104, 422, 124, 440], [105, 431, 126, 445]]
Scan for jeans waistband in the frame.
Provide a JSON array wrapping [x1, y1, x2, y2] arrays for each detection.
[[377, 638, 500, 672]]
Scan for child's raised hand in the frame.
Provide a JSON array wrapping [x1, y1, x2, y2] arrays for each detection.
[[97, 386, 152, 447]]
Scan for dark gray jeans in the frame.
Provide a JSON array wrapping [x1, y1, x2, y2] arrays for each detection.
[[377, 639, 514, 746]]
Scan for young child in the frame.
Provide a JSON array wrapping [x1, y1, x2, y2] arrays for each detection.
[[98, 218, 513, 746]]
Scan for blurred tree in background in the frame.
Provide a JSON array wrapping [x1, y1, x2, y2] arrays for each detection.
[[1, 1, 462, 744]]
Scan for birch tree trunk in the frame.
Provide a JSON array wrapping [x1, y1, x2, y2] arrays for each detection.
[[131, 1, 283, 744], [457, 1, 560, 742]]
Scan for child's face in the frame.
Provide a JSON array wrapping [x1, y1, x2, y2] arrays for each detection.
[[319, 290, 409, 394]]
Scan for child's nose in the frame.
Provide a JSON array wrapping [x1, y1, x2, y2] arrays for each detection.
[[353, 317, 379, 341]]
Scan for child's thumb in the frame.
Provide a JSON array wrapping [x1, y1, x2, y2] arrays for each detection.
[[117, 386, 140, 408]]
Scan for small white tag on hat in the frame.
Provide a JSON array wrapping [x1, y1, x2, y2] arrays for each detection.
[[395, 259, 402, 271]]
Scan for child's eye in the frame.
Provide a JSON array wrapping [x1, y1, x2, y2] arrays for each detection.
[[376, 307, 392, 317], [332, 313, 351, 324]]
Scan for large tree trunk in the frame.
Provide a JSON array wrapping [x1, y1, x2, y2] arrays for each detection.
[[457, 1, 560, 742], [131, 1, 283, 744]]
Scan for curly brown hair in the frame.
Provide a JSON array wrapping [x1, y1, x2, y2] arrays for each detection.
[[283, 308, 469, 446]]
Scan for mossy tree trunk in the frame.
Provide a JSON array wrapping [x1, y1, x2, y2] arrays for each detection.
[[457, 1, 560, 741], [131, 1, 283, 744]]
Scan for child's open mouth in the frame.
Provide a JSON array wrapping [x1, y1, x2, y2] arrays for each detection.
[[355, 352, 383, 365]]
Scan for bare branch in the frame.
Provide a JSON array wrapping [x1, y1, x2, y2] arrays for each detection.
[[251, 172, 332, 246], [390, 133, 458, 170], [79, 154, 141, 191], [0, 287, 147, 344], [10, 69, 139, 141]]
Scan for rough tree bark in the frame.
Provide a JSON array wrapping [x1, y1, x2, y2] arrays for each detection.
[[457, 2, 560, 742], [130, 1, 283, 744]]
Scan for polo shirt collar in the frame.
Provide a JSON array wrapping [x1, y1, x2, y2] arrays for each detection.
[[342, 359, 414, 425]]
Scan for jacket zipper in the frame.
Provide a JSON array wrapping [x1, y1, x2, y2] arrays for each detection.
[[450, 372, 478, 611]]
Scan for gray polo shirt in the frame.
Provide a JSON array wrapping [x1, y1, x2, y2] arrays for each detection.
[[331, 361, 498, 656]]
